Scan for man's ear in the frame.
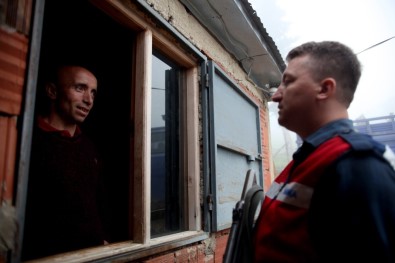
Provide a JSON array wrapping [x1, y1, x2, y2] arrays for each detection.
[[46, 83, 57, 99], [317, 78, 336, 100]]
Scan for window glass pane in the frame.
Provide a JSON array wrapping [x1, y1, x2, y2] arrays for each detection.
[[151, 53, 183, 237]]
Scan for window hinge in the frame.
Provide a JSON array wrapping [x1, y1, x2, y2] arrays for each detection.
[[207, 194, 213, 211], [205, 73, 209, 88]]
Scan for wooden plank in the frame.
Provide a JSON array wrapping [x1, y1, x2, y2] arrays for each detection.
[[92, 0, 197, 68], [185, 67, 200, 230], [133, 29, 152, 243]]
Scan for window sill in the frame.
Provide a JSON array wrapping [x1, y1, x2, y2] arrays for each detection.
[[25, 231, 209, 263]]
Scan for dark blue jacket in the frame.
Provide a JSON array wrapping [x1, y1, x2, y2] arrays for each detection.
[[254, 119, 395, 262], [308, 119, 395, 263]]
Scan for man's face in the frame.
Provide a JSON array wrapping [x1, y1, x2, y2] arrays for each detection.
[[55, 66, 98, 124], [271, 55, 321, 134]]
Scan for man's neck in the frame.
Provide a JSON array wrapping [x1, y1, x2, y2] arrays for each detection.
[[39, 116, 78, 137]]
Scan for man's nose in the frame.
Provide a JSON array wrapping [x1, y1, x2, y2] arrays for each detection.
[[83, 90, 94, 104], [271, 86, 282, 102]]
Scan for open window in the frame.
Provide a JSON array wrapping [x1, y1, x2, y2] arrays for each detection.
[[151, 52, 183, 237], [29, 0, 134, 244], [18, 0, 203, 261]]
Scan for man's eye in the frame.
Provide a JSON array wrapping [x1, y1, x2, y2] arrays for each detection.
[[74, 84, 85, 92], [91, 90, 97, 99], [282, 78, 293, 87]]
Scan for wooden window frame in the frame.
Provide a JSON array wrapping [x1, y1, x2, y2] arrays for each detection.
[[133, 13, 201, 245]]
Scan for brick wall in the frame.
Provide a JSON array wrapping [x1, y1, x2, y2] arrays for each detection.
[[142, 230, 230, 262]]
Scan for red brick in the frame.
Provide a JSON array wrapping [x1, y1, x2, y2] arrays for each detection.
[[214, 234, 229, 262], [175, 246, 198, 262], [144, 253, 174, 263]]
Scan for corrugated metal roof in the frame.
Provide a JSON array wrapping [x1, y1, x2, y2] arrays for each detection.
[[179, 0, 284, 91], [240, 0, 285, 72]]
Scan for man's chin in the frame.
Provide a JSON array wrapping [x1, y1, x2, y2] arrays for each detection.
[[277, 118, 289, 129], [74, 116, 87, 124]]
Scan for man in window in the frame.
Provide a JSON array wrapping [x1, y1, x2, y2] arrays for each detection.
[[22, 65, 109, 260]]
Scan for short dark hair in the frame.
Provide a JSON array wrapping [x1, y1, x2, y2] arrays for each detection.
[[286, 41, 361, 107]]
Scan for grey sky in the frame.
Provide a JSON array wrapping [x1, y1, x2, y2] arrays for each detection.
[[250, 0, 395, 120]]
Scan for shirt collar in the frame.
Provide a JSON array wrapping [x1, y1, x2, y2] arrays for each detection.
[[37, 116, 81, 138], [304, 119, 354, 148], [292, 119, 354, 162]]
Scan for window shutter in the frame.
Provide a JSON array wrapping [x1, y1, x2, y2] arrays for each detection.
[[207, 61, 263, 231]]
